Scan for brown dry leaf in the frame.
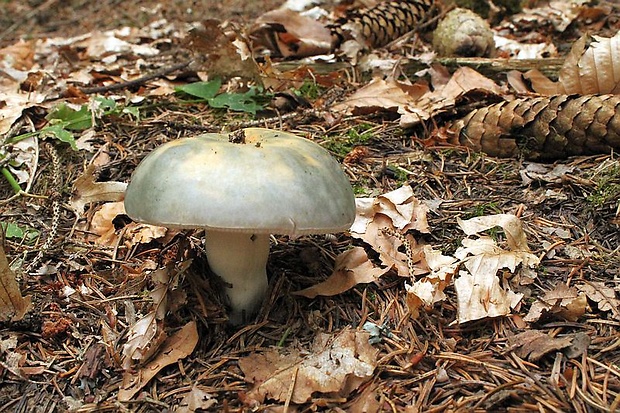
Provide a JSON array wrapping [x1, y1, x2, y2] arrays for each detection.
[[118, 321, 199, 401], [250, 9, 332, 57], [524, 283, 587, 323], [0, 240, 32, 322], [404, 67, 502, 127], [183, 20, 261, 82], [332, 68, 501, 128], [351, 185, 430, 234], [355, 214, 413, 277], [527, 31, 620, 95], [293, 247, 390, 298], [238, 328, 377, 404], [405, 246, 458, 318], [453, 214, 539, 323], [457, 214, 534, 254], [577, 282, 620, 319], [508, 330, 574, 362], [88, 201, 169, 247], [121, 266, 178, 369], [70, 165, 127, 215], [176, 385, 217, 413], [332, 77, 425, 118], [0, 336, 26, 379]]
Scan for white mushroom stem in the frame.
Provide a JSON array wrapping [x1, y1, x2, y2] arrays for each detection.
[[204, 230, 270, 324]]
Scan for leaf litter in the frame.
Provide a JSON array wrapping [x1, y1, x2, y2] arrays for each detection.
[[0, 0, 619, 412]]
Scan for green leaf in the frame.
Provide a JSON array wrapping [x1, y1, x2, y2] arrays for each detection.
[[208, 89, 264, 114], [122, 106, 140, 119], [176, 79, 222, 100], [1, 222, 39, 242], [95, 96, 118, 111], [46, 103, 92, 130], [42, 125, 78, 151]]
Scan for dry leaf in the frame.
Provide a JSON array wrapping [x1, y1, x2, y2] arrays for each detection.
[[118, 321, 199, 401], [70, 165, 127, 215], [527, 32, 620, 95], [294, 247, 390, 298], [332, 68, 501, 128], [524, 283, 587, 322], [351, 185, 430, 234], [176, 385, 217, 413], [332, 77, 423, 117], [452, 214, 539, 323], [508, 330, 574, 362], [354, 214, 413, 277], [239, 328, 377, 404], [121, 266, 180, 369], [0, 240, 32, 322], [577, 282, 620, 319], [250, 9, 332, 57], [88, 201, 169, 247], [405, 246, 458, 318]]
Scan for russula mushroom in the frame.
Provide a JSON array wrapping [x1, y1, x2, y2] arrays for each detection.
[[124, 128, 355, 324]]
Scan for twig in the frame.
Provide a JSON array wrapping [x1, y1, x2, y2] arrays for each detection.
[[79, 61, 192, 95]]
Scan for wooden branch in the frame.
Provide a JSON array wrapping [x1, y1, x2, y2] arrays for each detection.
[[273, 57, 565, 81]]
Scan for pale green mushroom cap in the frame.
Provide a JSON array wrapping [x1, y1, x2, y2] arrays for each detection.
[[124, 128, 356, 235]]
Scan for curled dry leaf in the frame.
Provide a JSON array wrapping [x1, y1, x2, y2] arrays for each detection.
[[121, 264, 189, 370], [238, 328, 377, 404], [0, 239, 32, 322], [405, 246, 458, 318], [508, 330, 584, 362], [250, 9, 332, 57], [87, 201, 169, 248], [333, 67, 501, 128], [524, 283, 587, 323], [453, 214, 539, 324], [294, 246, 390, 298], [577, 282, 620, 319], [526, 31, 620, 95], [70, 165, 127, 215], [118, 321, 199, 402], [351, 185, 429, 234]]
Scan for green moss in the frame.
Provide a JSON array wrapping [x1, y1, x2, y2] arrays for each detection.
[[464, 202, 503, 219], [586, 162, 620, 208], [294, 79, 324, 100], [323, 124, 374, 158]]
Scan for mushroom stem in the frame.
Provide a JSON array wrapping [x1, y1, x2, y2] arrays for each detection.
[[204, 230, 270, 324]]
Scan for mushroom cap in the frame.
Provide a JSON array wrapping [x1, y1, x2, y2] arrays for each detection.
[[124, 128, 356, 236]]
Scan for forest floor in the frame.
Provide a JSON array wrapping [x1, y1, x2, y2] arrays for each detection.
[[1, 0, 620, 412]]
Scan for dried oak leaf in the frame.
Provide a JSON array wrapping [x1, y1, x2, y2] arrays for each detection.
[[249, 9, 332, 57], [0, 241, 32, 322], [238, 328, 377, 404], [524, 283, 587, 323], [526, 31, 620, 95], [70, 165, 127, 215], [118, 321, 198, 402], [294, 246, 390, 298], [577, 282, 620, 319], [405, 246, 458, 318], [508, 330, 575, 362], [453, 214, 539, 323]]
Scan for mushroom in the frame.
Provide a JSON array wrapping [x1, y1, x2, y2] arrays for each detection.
[[124, 128, 355, 324]]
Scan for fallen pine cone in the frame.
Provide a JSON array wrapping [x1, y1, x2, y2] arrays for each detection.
[[450, 94, 620, 160]]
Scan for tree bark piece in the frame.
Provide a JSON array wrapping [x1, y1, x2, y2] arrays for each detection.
[[450, 94, 620, 160]]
